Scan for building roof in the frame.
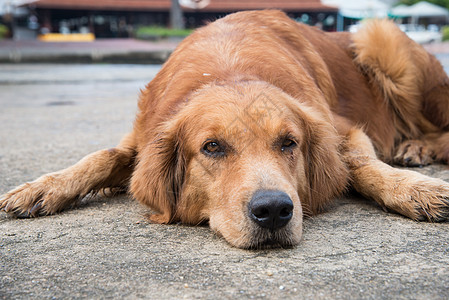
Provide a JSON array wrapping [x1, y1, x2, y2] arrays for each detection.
[[29, 0, 337, 12]]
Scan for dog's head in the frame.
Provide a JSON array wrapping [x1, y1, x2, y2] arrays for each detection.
[[131, 81, 348, 248]]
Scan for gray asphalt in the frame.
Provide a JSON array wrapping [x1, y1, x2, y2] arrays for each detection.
[[1, 63, 449, 299]]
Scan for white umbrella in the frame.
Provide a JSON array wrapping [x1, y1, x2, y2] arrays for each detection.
[[390, 1, 449, 17], [323, 0, 390, 19]]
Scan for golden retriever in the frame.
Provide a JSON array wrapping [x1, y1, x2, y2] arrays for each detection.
[[2, 10, 449, 248]]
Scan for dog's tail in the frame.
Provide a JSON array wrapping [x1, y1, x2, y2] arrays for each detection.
[[352, 19, 434, 138]]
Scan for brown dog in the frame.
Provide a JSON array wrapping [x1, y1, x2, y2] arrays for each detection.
[[2, 10, 449, 248]]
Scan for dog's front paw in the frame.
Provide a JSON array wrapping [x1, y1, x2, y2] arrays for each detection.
[[393, 140, 434, 167], [412, 183, 449, 222], [0, 174, 79, 217], [382, 170, 449, 222]]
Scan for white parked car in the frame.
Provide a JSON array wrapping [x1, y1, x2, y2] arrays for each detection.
[[348, 23, 442, 44], [398, 24, 442, 44]]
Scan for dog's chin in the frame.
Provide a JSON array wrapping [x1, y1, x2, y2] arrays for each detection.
[[245, 238, 296, 250], [246, 227, 301, 249], [221, 225, 302, 250]]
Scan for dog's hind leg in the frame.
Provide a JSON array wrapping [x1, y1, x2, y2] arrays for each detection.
[[343, 128, 449, 222], [393, 139, 434, 167], [393, 131, 449, 167], [0, 133, 136, 217]]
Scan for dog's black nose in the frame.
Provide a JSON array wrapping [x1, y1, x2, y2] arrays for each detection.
[[248, 190, 293, 230]]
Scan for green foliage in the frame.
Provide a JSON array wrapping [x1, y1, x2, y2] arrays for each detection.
[[0, 24, 8, 39], [135, 26, 192, 40], [442, 25, 449, 40], [397, 0, 449, 10]]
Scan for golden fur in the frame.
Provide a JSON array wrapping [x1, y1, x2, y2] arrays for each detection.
[[2, 10, 449, 248]]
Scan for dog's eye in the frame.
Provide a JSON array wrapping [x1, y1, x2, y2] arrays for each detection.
[[281, 139, 297, 152], [205, 141, 219, 152], [202, 141, 225, 157]]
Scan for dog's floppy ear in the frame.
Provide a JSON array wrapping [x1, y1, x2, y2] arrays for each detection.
[[130, 119, 186, 224], [298, 106, 350, 214]]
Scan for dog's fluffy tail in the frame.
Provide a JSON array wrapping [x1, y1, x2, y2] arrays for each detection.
[[352, 19, 431, 138]]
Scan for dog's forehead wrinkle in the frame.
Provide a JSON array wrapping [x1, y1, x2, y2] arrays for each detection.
[[182, 86, 299, 145]]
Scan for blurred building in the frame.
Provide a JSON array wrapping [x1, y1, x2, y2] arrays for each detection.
[[10, 0, 338, 38]]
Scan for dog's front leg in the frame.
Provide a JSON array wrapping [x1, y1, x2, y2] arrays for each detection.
[[343, 128, 449, 221], [0, 133, 136, 217]]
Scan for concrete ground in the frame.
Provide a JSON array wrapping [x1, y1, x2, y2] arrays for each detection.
[[1, 63, 449, 300]]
